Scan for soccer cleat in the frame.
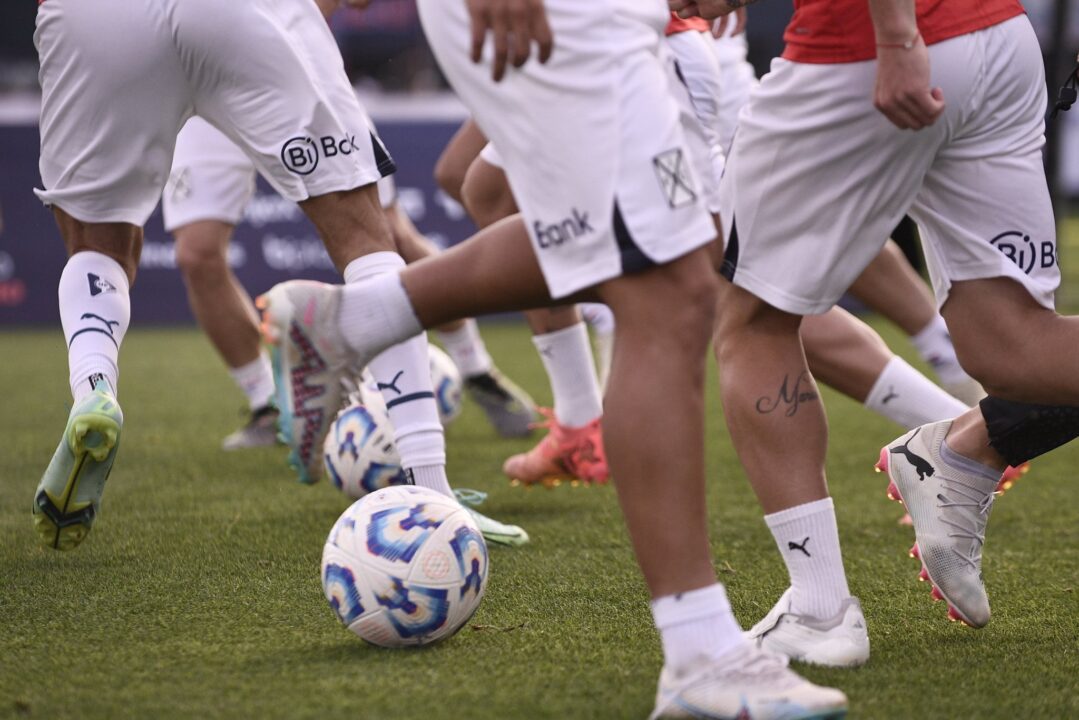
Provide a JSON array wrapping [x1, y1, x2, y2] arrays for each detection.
[[463, 368, 538, 438], [465, 507, 529, 547], [650, 644, 848, 720], [32, 378, 122, 550], [503, 408, 608, 487], [257, 280, 351, 484], [941, 377, 986, 407], [997, 462, 1030, 494], [221, 404, 281, 451], [745, 589, 870, 668], [876, 421, 996, 628]]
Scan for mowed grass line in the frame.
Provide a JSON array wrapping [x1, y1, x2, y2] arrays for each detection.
[[0, 324, 1076, 719]]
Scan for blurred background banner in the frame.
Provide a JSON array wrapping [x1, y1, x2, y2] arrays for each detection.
[[1, 0, 1077, 325]]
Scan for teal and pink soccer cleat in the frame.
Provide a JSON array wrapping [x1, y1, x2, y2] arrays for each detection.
[[257, 280, 351, 484], [33, 377, 123, 550]]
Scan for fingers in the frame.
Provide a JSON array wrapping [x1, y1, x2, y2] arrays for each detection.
[[875, 88, 946, 130], [733, 8, 748, 36], [470, 0, 554, 82], [713, 14, 729, 38], [490, 9, 510, 81]]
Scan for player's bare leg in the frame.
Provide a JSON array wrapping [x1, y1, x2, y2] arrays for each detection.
[[173, 220, 278, 449], [802, 307, 967, 429], [34, 210, 135, 549], [849, 239, 984, 404]]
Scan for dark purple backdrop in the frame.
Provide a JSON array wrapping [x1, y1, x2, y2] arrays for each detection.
[[0, 121, 474, 325]]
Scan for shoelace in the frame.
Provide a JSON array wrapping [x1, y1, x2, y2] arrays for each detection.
[[936, 476, 995, 569]]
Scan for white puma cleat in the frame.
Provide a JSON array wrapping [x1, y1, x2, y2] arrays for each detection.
[[650, 644, 848, 719], [746, 589, 870, 668]]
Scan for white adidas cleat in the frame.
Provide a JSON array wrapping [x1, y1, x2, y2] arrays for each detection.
[[257, 280, 352, 484], [876, 420, 995, 628], [650, 644, 848, 719], [746, 589, 869, 668]]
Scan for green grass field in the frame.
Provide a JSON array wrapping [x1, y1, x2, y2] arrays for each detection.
[[1, 321, 1077, 719]]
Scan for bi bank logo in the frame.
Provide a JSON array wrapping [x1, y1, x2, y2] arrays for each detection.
[[281, 134, 362, 176], [533, 209, 593, 249], [989, 231, 1056, 274]]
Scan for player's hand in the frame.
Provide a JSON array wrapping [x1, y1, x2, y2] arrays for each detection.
[[467, 0, 554, 82], [713, 7, 747, 37], [873, 38, 945, 130], [669, 0, 742, 21]]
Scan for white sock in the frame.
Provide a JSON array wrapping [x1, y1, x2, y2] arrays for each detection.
[[651, 584, 746, 676], [436, 319, 493, 378], [911, 315, 970, 385], [342, 252, 450, 498], [864, 357, 970, 428], [765, 497, 850, 619], [579, 303, 615, 392], [228, 351, 276, 411], [59, 251, 130, 402], [532, 323, 603, 428]]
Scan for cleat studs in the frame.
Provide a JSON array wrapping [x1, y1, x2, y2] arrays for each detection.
[[930, 586, 944, 602], [886, 481, 902, 503], [918, 568, 929, 583], [874, 447, 889, 473], [909, 543, 920, 560]]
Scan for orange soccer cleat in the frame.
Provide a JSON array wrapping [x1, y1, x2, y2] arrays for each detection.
[[503, 408, 609, 488]]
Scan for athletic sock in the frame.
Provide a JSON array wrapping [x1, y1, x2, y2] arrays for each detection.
[[228, 351, 276, 411], [532, 322, 603, 428], [864, 357, 969, 428], [765, 497, 850, 619], [342, 252, 449, 497], [436, 319, 493, 378], [59, 251, 130, 402], [580, 303, 615, 391], [651, 584, 746, 676], [911, 315, 970, 385]]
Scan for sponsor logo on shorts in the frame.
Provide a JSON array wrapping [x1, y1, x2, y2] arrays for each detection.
[[989, 231, 1056, 274], [281, 134, 362, 176], [652, 148, 697, 209], [533, 209, 593, 249]]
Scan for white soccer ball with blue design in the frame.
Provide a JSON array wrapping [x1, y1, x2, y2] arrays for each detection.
[[321, 485, 489, 647], [323, 385, 407, 499], [428, 345, 463, 426]]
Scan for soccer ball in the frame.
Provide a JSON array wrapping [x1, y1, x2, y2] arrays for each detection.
[[321, 485, 489, 647], [428, 345, 463, 426], [323, 385, 407, 499]]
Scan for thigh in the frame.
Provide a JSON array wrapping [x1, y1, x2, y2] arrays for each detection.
[[912, 16, 1058, 311], [719, 59, 942, 316], [173, 0, 391, 203], [35, 0, 192, 225], [163, 117, 257, 232], [418, 0, 714, 299]]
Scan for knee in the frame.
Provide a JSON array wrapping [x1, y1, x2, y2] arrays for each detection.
[[461, 162, 516, 228], [656, 258, 719, 355], [173, 227, 229, 282], [433, 155, 466, 203], [714, 281, 801, 361]]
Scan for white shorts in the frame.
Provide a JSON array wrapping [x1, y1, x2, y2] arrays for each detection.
[[477, 51, 718, 216], [719, 15, 1057, 315], [418, 0, 715, 299], [666, 30, 725, 213], [35, 0, 394, 226], [713, 31, 756, 151], [162, 116, 397, 232]]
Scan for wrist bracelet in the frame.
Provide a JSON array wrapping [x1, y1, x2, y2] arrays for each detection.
[[876, 30, 920, 50]]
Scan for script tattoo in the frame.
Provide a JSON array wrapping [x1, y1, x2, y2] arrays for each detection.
[[755, 372, 819, 417]]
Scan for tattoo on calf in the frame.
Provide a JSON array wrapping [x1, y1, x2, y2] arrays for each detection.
[[755, 371, 819, 417]]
